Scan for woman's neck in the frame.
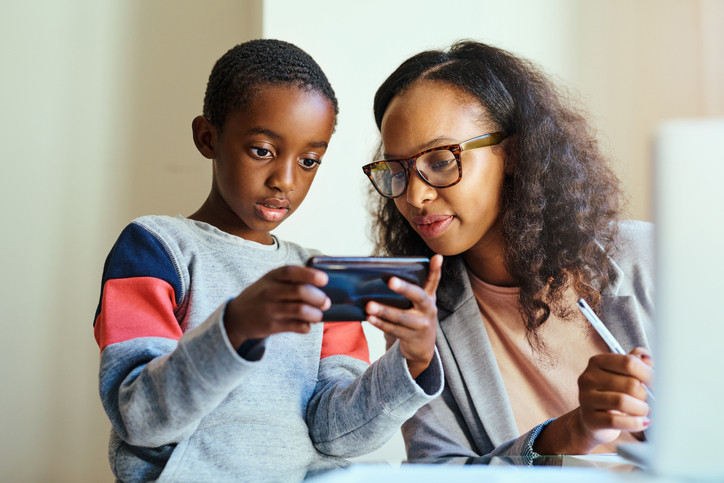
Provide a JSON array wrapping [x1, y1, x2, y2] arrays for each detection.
[[462, 222, 518, 287]]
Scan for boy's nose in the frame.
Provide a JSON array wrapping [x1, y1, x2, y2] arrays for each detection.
[[405, 170, 436, 207], [268, 158, 296, 192]]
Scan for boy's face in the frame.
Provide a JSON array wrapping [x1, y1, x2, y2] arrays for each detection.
[[193, 86, 336, 244]]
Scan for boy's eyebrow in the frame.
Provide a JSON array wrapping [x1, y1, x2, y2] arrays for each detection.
[[248, 128, 328, 149], [248, 128, 282, 139]]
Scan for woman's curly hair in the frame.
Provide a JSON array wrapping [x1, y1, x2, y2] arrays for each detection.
[[370, 40, 623, 349]]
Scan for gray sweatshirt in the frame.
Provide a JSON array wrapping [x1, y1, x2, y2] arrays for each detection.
[[93, 215, 443, 482]]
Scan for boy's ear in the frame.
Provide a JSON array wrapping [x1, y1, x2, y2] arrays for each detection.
[[192, 115, 217, 160]]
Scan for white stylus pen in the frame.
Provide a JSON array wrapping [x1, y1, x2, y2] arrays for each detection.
[[577, 298, 656, 402]]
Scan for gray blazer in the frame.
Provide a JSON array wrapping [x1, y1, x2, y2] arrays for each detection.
[[403, 220, 656, 459]]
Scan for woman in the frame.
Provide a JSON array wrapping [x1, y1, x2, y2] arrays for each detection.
[[363, 41, 655, 460]]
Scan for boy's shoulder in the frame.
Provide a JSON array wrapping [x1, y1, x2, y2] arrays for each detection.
[[112, 215, 194, 261], [126, 214, 321, 265], [108, 215, 182, 258], [130, 214, 189, 238], [271, 235, 322, 264]]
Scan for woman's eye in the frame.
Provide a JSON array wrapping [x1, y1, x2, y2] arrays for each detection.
[[391, 170, 406, 180], [300, 158, 321, 169], [251, 147, 272, 158], [430, 159, 455, 172]]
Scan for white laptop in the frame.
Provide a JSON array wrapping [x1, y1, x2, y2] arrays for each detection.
[[617, 118, 724, 480]]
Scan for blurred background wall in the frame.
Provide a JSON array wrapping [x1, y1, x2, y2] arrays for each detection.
[[1, 0, 721, 481]]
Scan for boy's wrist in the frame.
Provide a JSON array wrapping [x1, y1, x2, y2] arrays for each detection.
[[236, 337, 266, 361], [406, 357, 432, 379], [223, 298, 250, 349]]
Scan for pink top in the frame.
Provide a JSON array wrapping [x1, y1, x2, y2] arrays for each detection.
[[467, 269, 638, 453]]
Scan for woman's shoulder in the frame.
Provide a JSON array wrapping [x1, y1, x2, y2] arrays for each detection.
[[606, 220, 655, 299], [617, 219, 654, 243], [614, 220, 654, 258], [612, 220, 654, 265]]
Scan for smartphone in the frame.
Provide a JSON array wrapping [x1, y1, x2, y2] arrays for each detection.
[[306, 256, 430, 321]]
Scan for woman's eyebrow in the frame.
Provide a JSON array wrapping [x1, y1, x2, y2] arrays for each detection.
[[384, 136, 454, 159], [308, 140, 328, 149]]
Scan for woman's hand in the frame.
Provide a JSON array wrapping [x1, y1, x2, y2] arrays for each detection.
[[575, 347, 654, 448], [366, 254, 443, 378], [534, 347, 654, 455], [224, 265, 331, 349]]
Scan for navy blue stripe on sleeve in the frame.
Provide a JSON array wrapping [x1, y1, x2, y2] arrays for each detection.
[[94, 223, 182, 324]]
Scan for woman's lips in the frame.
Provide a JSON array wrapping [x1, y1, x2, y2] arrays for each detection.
[[412, 214, 454, 238], [255, 198, 290, 222]]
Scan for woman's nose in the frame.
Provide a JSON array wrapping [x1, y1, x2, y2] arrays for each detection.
[[405, 169, 436, 207]]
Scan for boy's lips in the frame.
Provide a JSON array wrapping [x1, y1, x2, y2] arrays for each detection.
[[255, 198, 290, 222], [412, 214, 454, 238]]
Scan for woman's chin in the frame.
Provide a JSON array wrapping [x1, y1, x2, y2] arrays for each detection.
[[418, 235, 468, 258]]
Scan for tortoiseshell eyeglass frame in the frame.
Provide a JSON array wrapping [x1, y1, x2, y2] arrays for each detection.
[[362, 132, 508, 199]]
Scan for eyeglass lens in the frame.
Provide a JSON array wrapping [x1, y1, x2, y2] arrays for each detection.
[[370, 149, 459, 197]]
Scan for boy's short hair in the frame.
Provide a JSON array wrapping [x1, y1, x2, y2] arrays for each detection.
[[203, 39, 339, 131]]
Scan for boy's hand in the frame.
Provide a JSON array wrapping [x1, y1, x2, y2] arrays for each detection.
[[224, 266, 331, 349], [366, 254, 443, 378]]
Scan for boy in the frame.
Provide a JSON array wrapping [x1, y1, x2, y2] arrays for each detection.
[[93, 39, 443, 482]]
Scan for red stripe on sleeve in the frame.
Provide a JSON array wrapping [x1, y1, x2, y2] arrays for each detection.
[[94, 277, 182, 351], [320, 322, 370, 364]]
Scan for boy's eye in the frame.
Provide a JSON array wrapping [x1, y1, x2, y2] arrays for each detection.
[[300, 158, 321, 169], [251, 147, 272, 158]]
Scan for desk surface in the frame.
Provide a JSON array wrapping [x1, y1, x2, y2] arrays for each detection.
[[244, 453, 710, 483], [301, 455, 690, 483]]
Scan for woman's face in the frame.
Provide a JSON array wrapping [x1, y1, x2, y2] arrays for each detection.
[[380, 81, 508, 258]]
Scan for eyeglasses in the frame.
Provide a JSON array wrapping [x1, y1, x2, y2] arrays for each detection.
[[362, 132, 508, 199]]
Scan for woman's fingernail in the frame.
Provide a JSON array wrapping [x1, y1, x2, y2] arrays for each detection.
[[641, 417, 651, 427], [367, 302, 378, 314], [389, 277, 400, 290], [641, 353, 652, 360]]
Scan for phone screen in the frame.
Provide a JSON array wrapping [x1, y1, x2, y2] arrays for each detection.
[[306, 256, 430, 321]]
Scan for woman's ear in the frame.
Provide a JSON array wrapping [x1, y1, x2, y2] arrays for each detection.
[[499, 134, 518, 175], [192, 115, 217, 160]]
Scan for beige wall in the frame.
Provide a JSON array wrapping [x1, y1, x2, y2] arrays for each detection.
[[570, 0, 724, 221], [117, 1, 262, 225], [0, 0, 721, 480], [0, 1, 260, 481]]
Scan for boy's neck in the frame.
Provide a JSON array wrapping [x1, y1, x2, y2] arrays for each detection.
[[189, 198, 275, 245]]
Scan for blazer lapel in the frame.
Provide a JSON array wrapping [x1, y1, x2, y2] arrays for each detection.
[[437, 257, 519, 447]]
